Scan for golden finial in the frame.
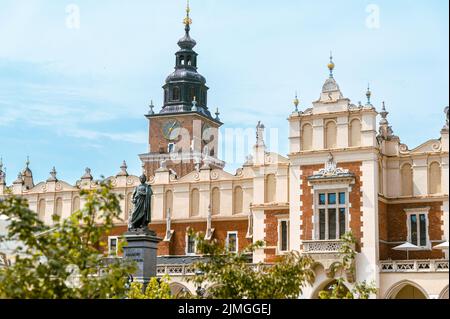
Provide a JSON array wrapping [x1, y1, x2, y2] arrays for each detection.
[[328, 51, 335, 77], [183, 0, 192, 26]]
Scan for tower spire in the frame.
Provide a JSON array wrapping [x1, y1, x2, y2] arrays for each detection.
[[183, 0, 192, 31]]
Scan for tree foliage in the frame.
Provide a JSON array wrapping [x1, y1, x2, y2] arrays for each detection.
[[187, 230, 315, 299], [127, 275, 173, 299], [0, 182, 136, 299], [318, 232, 378, 299]]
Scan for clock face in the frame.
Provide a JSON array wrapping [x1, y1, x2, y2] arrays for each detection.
[[162, 120, 182, 141]]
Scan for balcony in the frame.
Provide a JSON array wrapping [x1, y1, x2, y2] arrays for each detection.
[[380, 260, 449, 273], [301, 240, 354, 274], [302, 239, 349, 254]]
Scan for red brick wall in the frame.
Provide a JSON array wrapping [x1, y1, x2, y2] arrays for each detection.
[[111, 220, 251, 256], [380, 201, 444, 260], [264, 209, 289, 262], [300, 162, 363, 251]]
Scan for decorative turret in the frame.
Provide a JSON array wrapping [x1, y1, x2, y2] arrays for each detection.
[[159, 1, 213, 120], [378, 101, 395, 140], [116, 161, 129, 177], [21, 156, 34, 189], [81, 168, 93, 181]]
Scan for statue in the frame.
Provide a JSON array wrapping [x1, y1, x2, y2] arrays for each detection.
[[128, 174, 153, 231]]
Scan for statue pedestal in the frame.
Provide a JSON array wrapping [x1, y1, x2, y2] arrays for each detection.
[[123, 229, 162, 285]]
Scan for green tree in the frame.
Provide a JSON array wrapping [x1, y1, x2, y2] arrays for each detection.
[[0, 182, 136, 299], [127, 275, 173, 299], [187, 231, 315, 299], [318, 232, 378, 299]]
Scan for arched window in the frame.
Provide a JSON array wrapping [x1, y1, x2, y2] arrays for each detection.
[[164, 190, 173, 219], [265, 174, 276, 203], [325, 121, 337, 149], [190, 189, 200, 217], [164, 89, 168, 103], [429, 162, 441, 194], [233, 186, 243, 215], [301, 123, 313, 151], [189, 87, 195, 103], [179, 55, 185, 65], [401, 163, 413, 196], [187, 55, 192, 66], [55, 197, 63, 221], [38, 199, 46, 221], [349, 119, 361, 147], [211, 187, 220, 216], [72, 196, 80, 214], [172, 87, 180, 101]]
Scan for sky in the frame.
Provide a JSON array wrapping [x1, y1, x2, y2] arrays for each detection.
[[0, 0, 448, 185]]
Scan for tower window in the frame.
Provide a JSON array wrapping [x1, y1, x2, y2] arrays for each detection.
[[189, 87, 195, 102], [168, 143, 175, 153], [187, 55, 192, 66], [179, 55, 185, 65], [172, 87, 180, 101]]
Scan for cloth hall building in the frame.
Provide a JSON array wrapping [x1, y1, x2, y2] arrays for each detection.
[[0, 6, 448, 299]]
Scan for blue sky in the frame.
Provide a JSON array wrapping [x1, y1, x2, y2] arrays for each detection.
[[0, 0, 448, 184]]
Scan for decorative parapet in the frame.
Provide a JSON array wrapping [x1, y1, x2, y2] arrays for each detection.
[[380, 260, 449, 273], [302, 239, 349, 254], [156, 264, 197, 277], [156, 263, 274, 277]]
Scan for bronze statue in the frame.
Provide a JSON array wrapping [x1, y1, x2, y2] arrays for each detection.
[[128, 174, 153, 231]]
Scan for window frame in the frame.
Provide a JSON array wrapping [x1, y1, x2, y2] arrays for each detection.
[[278, 218, 290, 254], [314, 188, 349, 241], [185, 232, 197, 256], [108, 236, 119, 256], [405, 208, 431, 250], [226, 231, 239, 253]]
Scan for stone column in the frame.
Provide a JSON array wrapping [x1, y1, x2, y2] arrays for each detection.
[[123, 229, 162, 285]]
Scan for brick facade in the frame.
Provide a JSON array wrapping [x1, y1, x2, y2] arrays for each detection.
[[379, 200, 444, 260], [263, 209, 289, 262], [300, 162, 363, 251], [111, 219, 251, 256]]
